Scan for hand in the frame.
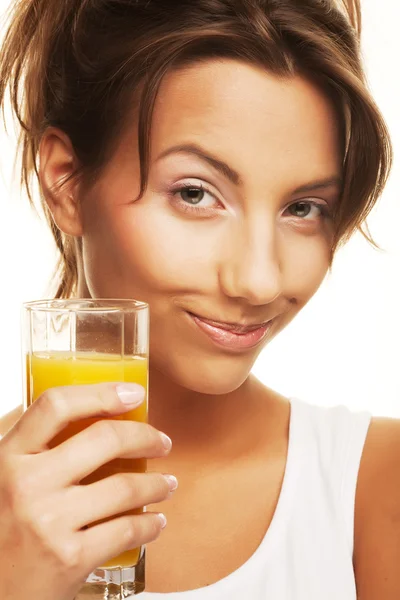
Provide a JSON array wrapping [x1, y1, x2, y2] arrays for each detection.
[[0, 383, 175, 600]]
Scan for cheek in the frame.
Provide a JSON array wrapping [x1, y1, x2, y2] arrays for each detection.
[[84, 202, 215, 293], [82, 194, 331, 306], [285, 234, 331, 304]]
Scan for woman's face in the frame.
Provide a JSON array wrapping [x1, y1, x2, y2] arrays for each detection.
[[77, 59, 341, 394]]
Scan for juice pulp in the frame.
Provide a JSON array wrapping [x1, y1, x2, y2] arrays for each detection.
[[27, 352, 148, 568]]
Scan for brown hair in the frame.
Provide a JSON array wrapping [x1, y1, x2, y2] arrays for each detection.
[[0, 0, 392, 298]]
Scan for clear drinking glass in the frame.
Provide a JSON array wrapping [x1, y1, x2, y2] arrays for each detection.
[[23, 299, 149, 598]]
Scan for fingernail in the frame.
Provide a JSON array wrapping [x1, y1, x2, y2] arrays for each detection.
[[116, 384, 145, 407], [160, 432, 172, 451], [163, 474, 178, 492], [158, 513, 167, 529]]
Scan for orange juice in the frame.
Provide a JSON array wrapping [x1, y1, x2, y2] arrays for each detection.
[[27, 351, 148, 568]]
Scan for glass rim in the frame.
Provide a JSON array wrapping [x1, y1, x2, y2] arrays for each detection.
[[23, 298, 149, 314]]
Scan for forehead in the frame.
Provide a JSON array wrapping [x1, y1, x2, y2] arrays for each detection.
[[150, 59, 341, 181]]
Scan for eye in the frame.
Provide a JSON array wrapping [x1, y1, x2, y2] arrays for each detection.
[[287, 200, 331, 220], [178, 184, 217, 207], [180, 186, 206, 205], [168, 182, 221, 215]]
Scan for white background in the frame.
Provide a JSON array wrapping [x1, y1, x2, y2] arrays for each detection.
[[0, 0, 399, 419]]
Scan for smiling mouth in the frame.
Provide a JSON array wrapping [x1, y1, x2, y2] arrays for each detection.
[[186, 311, 274, 351], [187, 312, 271, 334]]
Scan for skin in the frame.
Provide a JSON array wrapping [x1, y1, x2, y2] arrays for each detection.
[[62, 60, 340, 453], [2, 59, 400, 596], [40, 59, 342, 591]]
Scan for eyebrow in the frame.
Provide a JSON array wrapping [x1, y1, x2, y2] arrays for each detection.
[[292, 177, 342, 194], [156, 143, 243, 186], [156, 142, 342, 193]]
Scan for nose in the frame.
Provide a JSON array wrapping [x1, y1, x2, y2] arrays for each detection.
[[218, 216, 282, 306]]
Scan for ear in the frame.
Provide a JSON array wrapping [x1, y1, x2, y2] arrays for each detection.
[[39, 127, 83, 237]]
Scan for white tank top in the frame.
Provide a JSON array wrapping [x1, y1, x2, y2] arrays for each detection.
[[141, 396, 372, 599]]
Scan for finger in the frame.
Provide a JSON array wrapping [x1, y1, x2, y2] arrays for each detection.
[[48, 420, 171, 485], [70, 473, 177, 529], [80, 512, 167, 573], [8, 383, 145, 454], [0, 405, 23, 439]]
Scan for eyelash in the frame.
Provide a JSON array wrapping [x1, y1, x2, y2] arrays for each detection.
[[167, 183, 220, 216], [168, 183, 332, 220]]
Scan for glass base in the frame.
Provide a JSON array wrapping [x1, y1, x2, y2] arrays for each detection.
[[76, 548, 146, 598]]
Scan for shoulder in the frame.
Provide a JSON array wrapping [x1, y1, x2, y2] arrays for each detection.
[[354, 416, 400, 598], [0, 405, 23, 438]]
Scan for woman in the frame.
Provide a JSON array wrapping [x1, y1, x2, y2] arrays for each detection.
[[0, 0, 398, 598]]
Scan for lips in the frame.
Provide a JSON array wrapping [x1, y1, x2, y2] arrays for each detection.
[[187, 312, 274, 351], [191, 315, 269, 334]]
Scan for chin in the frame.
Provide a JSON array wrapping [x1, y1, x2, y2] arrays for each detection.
[[151, 347, 256, 395]]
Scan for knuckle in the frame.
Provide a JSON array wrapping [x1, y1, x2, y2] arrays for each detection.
[[112, 473, 138, 499], [153, 474, 171, 499], [149, 514, 163, 539], [91, 420, 121, 451], [123, 514, 162, 547], [7, 488, 32, 521], [34, 505, 58, 531], [123, 519, 139, 545], [5, 464, 37, 513], [94, 386, 114, 415], [54, 538, 82, 570], [9, 497, 43, 537], [145, 424, 164, 451], [9, 477, 29, 509], [38, 388, 67, 423], [30, 510, 52, 540]]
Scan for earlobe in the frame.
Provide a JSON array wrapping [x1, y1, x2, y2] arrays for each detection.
[[39, 127, 83, 237]]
